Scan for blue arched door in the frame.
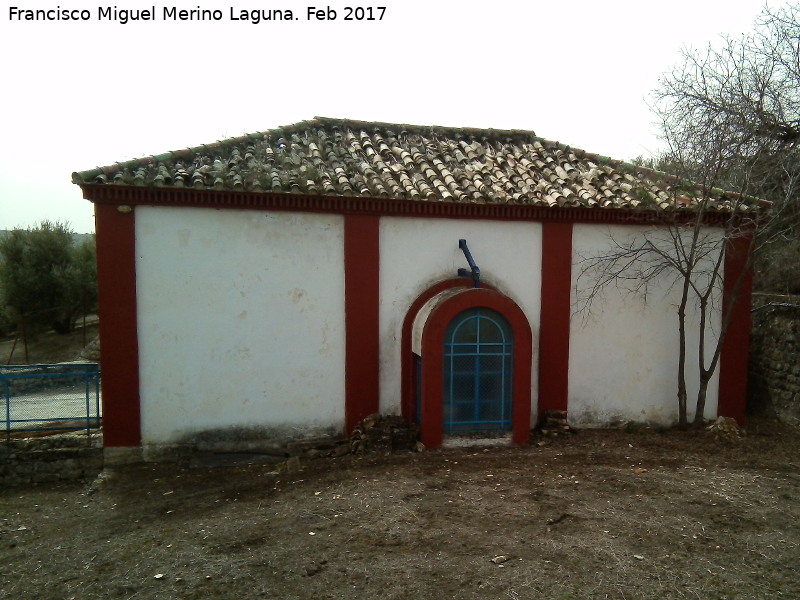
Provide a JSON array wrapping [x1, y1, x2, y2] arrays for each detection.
[[443, 307, 514, 433]]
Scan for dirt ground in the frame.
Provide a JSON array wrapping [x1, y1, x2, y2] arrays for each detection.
[[2, 419, 799, 600], [0, 319, 98, 365]]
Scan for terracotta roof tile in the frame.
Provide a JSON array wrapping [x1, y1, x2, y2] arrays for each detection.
[[72, 116, 761, 212]]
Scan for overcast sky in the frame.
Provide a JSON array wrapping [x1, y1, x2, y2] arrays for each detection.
[[0, 0, 786, 233]]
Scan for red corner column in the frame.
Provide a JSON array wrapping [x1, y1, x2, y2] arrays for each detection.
[[94, 203, 141, 447], [343, 215, 381, 434], [718, 233, 755, 424], [538, 222, 573, 418]]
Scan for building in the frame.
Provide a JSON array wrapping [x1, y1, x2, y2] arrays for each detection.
[[72, 117, 755, 460]]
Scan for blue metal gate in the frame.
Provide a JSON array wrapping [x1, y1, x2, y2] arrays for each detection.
[[2, 363, 101, 439], [443, 308, 513, 433]]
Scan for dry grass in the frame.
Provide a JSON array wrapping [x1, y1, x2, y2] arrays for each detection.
[[0, 319, 98, 365], [2, 421, 799, 599]]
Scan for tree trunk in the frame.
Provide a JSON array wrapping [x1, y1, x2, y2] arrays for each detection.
[[693, 296, 710, 427], [677, 297, 689, 427], [693, 375, 711, 427], [52, 313, 75, 335]]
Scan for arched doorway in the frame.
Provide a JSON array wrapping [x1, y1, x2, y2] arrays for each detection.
[[406, 286, 532, 448], [443, 308, 514, 434]]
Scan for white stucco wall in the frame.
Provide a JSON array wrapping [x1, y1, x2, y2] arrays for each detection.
[[569, 224, 723, 426], [379, 218, 542, 420], [135, 207, 346, 445]]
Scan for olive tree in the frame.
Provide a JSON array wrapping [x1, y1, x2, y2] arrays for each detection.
[[0, 221, 97, 335]]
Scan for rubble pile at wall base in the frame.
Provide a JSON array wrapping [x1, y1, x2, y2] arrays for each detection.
[[749, 294, 800, 424], [350, 413, 422, 454], [0, 432, 103, 487]]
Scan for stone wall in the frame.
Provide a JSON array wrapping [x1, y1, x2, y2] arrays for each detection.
[[749, 294, 800, 423], [0, 432, 103, 487]]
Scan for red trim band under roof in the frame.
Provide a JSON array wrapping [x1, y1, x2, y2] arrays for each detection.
[[79, 185, 740, 226]]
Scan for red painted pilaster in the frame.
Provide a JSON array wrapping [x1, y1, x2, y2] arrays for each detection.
[[93, 204, 141, 447], [343, 215, 381, 434], [538, 222, 573, 416], [718, 234, 754, 424]]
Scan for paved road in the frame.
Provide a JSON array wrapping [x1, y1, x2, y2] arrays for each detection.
[[4, 384, 101, 431]]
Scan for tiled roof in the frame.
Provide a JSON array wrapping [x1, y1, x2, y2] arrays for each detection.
[[72, 117, 757, 211]]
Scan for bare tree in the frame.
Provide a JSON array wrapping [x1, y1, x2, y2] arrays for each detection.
[[578, 3, 800, 426], [576, 189, 760, 427], [654, 1, 800, 290]]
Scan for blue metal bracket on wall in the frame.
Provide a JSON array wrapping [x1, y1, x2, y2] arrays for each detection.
[[457, 239, 481, 288]]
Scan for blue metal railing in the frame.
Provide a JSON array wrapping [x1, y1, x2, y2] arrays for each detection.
[[2, 363, 101, 439]]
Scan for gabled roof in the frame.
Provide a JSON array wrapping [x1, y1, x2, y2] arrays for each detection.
[[72, 116, 756, 212]]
